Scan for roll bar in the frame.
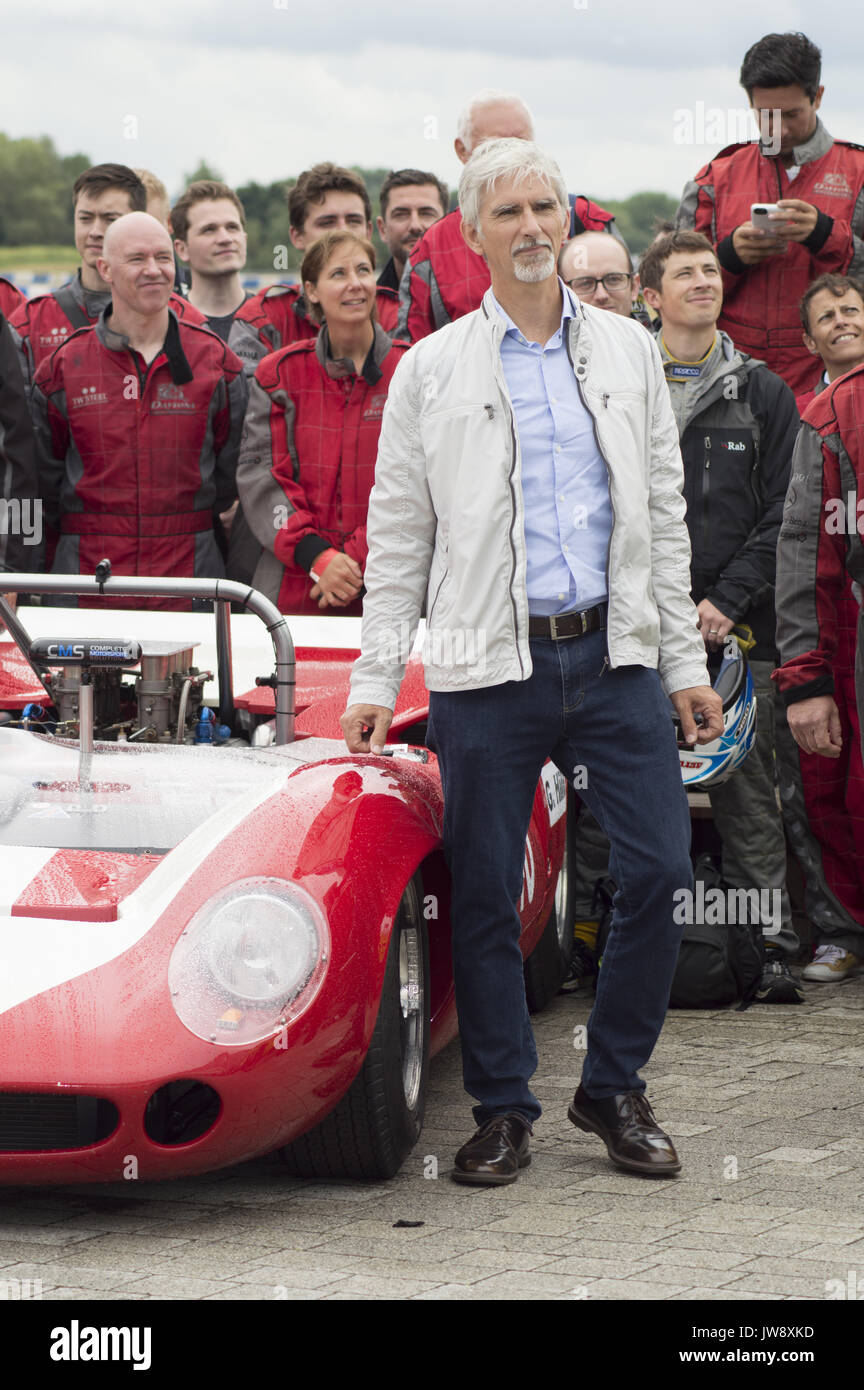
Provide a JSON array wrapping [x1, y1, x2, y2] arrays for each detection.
[[0, 572, 295, 744]]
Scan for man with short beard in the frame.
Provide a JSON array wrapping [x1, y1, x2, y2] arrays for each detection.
[[32, 213, 247, 610], [343, 140, 722, 1184], [376, 169, 448, 293]]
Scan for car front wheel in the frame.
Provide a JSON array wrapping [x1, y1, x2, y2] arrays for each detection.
[[280, 873, 430, 1180]]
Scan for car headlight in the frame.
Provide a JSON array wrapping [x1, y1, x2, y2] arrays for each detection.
[[169, 878, 329, 1046]]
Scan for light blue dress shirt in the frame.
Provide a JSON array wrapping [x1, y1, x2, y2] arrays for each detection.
[[490, 283, 612, 617]]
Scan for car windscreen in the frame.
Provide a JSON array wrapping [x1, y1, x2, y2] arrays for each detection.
[[0, 730, 284, 851]]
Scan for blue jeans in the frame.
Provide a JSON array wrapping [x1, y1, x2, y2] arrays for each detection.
[[427, 630, 692, 1125]]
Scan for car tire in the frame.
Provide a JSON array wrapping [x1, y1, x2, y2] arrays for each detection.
[[280, 873, 430, 1180], [523, 795, 575, 1013]]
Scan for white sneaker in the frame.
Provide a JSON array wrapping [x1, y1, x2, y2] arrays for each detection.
[[802, 945, 861, 981]]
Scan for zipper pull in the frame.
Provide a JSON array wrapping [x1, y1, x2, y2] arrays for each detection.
[[484, 403, 495, 419], [602, 393, 609, 409]]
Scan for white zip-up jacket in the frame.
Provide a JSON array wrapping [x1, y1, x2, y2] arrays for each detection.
[[348, 288, 709, 710]]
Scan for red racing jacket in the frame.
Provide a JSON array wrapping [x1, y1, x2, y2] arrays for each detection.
[[396, 196, 619, 342], [32, 308, 247, 610], [228, 281, 399, 374], [774, 362, 864, 704], [10, 272, 205, 394], [676, 121, 864, 395], [0, 277, 25, 319], [233, 323, 408, 614]]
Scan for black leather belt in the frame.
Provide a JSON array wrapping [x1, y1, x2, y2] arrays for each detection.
[[528, 602, 607, 640]]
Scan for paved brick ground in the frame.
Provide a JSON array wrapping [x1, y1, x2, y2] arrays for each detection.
[[2, 969, 862, 1301]]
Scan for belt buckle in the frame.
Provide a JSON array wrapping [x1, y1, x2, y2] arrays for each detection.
[[549, 614, 559, 640]]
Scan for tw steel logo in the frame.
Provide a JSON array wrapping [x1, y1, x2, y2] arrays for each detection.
[[71, 385, 109, 408]]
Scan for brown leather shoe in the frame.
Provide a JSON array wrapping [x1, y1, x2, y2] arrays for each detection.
[[451, 1112, 533, 1186], [567, 1085, 681, 1176]]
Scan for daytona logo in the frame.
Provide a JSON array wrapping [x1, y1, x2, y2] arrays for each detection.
[[151, 383, 195, 412], [363, 393, 388, 420], [813, 171, 853, 198]]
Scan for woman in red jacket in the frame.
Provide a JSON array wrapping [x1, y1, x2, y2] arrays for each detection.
[[232, 231, 408, 614]]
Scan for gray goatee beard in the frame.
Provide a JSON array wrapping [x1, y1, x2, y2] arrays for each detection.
[[512, 247, 556, 283]]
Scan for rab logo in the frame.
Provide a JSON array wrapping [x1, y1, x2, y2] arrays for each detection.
[[151, 383, 195, 412], [813, 172, 853, 198], [721, 440, 746, 451], [71, 385, 109, 408]]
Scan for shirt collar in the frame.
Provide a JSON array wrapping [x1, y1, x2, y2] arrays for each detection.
[[488, 278, 579, 349]]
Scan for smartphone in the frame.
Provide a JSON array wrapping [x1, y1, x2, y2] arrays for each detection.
[[750, 202, 781, 232]]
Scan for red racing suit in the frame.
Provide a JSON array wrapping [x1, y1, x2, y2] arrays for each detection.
[[32, 309, 247, 610], [228, 281, 399, 374], [0, 277, 25, 319], [675, 121, 864, 395], [10, 272, 205, 394], [397, 196, 618, 342], [233, 323, 408, 614], [773, 378, 864, 934]]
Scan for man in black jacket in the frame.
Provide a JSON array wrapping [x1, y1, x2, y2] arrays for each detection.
[[640, 229, 803, 1001]]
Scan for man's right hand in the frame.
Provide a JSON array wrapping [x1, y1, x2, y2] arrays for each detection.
[[787, 695, 843, 759], [731, 222, 788, 265], [341, 703, 394, 754]]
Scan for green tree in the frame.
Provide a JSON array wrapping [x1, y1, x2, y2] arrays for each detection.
[[182, 158, 224, 187], [0, 134, 90, 245], [599, 191, 679, 256]]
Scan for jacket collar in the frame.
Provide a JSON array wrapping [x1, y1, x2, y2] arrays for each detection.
[[315, 321, 390, 384], [481, 280, 586, 348], [760, 117, 833, 167], [73, 269, 112, 318], [95, 306, 194, 384], [377, 257, 402, 294]]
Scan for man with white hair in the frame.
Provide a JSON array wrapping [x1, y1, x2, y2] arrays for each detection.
[[32, 212, 247, 610], [396, 91, 619, 341], [343, 139, 722, 1184]]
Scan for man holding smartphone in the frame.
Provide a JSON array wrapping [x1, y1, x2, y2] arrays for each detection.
[[675, 32, 864, 394]]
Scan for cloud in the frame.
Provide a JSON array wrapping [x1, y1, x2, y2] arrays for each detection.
[[1, 0, 863, 209]]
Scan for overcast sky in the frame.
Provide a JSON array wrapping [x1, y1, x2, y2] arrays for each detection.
[[3, 0, 863, 204]]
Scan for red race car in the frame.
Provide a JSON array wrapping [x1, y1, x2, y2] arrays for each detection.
[[0, 572, 572, 1184]]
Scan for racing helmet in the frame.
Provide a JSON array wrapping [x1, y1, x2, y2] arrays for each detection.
[[672, 637, 757, 788]]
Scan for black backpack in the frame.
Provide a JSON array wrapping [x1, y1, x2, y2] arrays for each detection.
[[594, 856, 764, 1009]]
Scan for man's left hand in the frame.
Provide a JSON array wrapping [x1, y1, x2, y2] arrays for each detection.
[[770, 199, 820, 242], [670, 685, 724, 745], [695, 598, 734, 649]]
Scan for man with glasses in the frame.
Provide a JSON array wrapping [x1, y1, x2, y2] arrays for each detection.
[[559, 231, 642, 320]]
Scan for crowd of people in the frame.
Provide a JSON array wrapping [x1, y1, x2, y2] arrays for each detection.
[[2, 29, 864, 1055]]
